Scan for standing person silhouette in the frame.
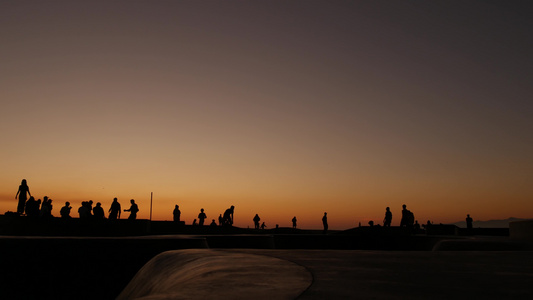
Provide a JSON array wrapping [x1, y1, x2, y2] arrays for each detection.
[[198, 208, 207, 226], [466, 214, 473, 230], [322, 212, 328, 233], [124, 199, 139, 220], [223, 205, 235, 226], [15, 179, 31, 214], [108, 198, 121, 220], [292, 216, 297, 228], [253, 214, 261, 229], [173, 205, 181, 222], [383, 207, 392, 227], [60, 202, 72, 219], [93, 202, 105, 219]]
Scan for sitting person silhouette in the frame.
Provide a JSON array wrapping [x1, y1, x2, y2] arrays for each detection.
[[60, 202, 72, 219], [93, 202, 105, 219]]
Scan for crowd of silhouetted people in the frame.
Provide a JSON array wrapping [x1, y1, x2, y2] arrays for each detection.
[[14, 179, 141, 221], [11, 179, 475, 233]]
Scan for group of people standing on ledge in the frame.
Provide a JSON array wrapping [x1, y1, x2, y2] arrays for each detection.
[[15, 179, 139, 220], [382, 204, 416, 229], [14, 179, 473, 230], [173, 205, 236, 227]]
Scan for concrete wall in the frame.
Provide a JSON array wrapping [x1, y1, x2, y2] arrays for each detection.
[[510, 219, 533, 240]]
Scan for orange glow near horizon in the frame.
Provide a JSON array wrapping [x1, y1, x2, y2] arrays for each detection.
[[1, 2, 532, 230]]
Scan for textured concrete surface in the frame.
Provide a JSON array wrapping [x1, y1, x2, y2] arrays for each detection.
[[236, 249, 533, 299], [118, 249, 312, 300]]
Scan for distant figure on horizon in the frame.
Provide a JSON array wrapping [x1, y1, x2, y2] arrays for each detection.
[[60, 202, 72, 219], [40, 197, 53, 218], [198, 208, 207, 226], [383, 207, 392, 227], [93, 202, 105, 219], [322, 212, 328, 233], [253, 214, 261, 229], [210, 219, 217, 227], [173, 205, 181, 222], [400, 204, 414, 228], [414, 220, 420, 231], [292, 216, 297, 228], [260, 222, 266, 230], [218, 214, 223, 226], [124, 199, 139, 220], [466, 214, 473, 229], [15, 179, 31, 214], [109, 198, 121, 220], [222, 205, 235, 226]]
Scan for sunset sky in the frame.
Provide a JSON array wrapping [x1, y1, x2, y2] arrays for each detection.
[[1, 1, 532, 229]]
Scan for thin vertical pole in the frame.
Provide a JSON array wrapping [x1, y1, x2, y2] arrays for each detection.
[[150, 192, 153, 221]]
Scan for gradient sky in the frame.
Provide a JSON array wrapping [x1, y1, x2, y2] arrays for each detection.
[[1, 1, 532, 229]]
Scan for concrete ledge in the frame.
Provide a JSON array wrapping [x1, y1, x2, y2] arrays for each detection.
[[117, 249, 312, 300], [510, 219, 533, 240], [432, 238, 533, 251]]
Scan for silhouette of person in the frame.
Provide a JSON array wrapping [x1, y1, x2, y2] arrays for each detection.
[[198, 208, 207, 226], [210, 219, 217, 227], [322, 212, 328, 233], [466, 214, 473, 229], [87, 200, 94, 217], [60, 202, 72, 219], [383, 207, 392, 227], [292, 216, 297, 228], [253, 214, 261, 229], [108, 198, 121, 220], [25, 196, 37, 217], [173, 205, 181, 222], [93, 202, 105, 219], [40, 198, 53, 218], [79, 201, 90, 219], [218, 214, 223, 226], [124, 199, 139, 220], [192, 219, 197, 226], [400, 204, 414, 228], [260, 222, 266, 230], [27, 198, 42, 218], [414, 220, 420, 231], [15, 179, 31, 214], [223, 205, 235, 226]]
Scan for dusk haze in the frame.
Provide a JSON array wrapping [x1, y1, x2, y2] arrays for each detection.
[[1, 1, 532, 230]]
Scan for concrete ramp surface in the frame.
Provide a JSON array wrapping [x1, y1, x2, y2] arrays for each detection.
[[117, 249, 312, 300]]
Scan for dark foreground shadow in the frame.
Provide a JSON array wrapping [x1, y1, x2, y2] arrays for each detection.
[[0, 237, 207, 300]]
